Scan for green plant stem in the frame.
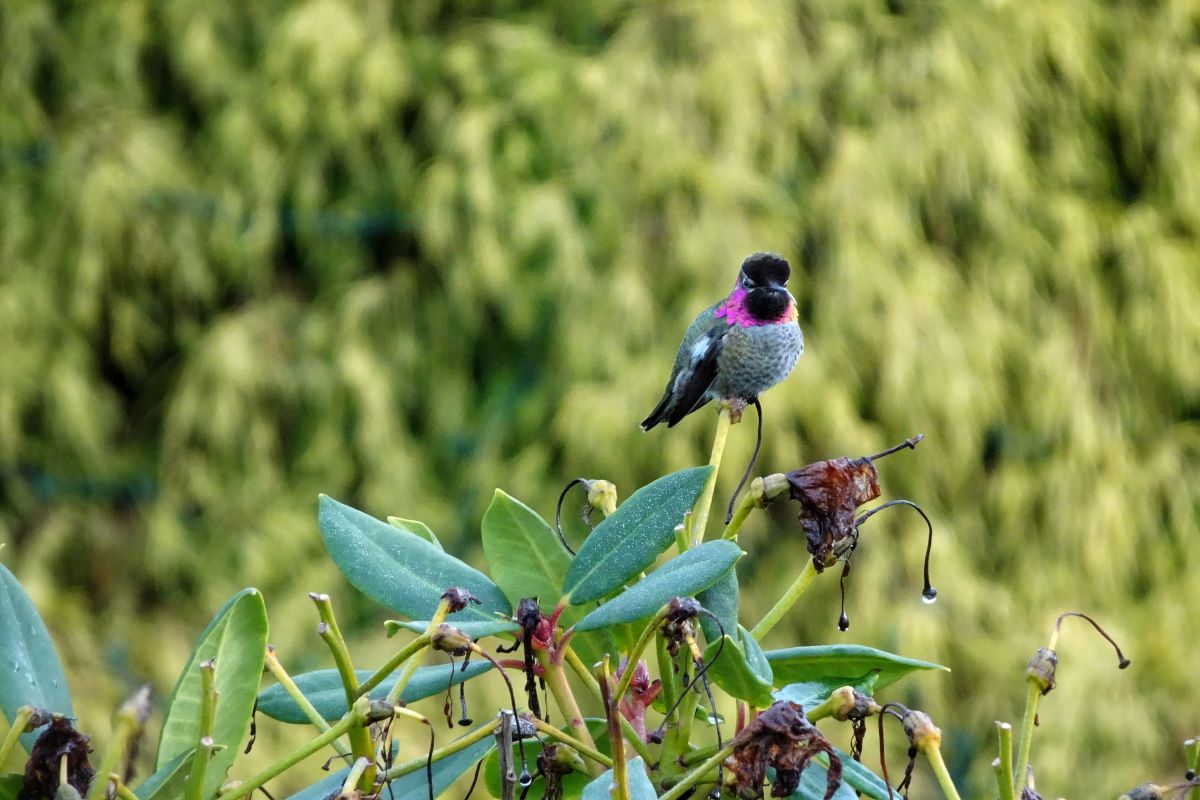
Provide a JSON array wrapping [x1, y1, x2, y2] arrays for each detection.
[[312, 594, 375, 790], [536, 649, 602, 776], [356, 634, 431, 698], [0, 706, 32, 769], [563, 645, 602, 697], [658, 741, 736, 800], [803, 692, 846, 724], [213, 698, 370, 800], [670, 679, 702, 760], [184, 661, 218, 800], [924, 743, 965, 800], [339, 757, 371, 799], [312, 594, 360, 704], [527, 716, 613, 769], [690, 405, 732, 546], [86, 689, 150, 800], [1012, 679, 1042, 794], [656, 635, 681, 723], [263, 647, 351, 758], [680, 742, 719, 767], [675, 516, 690, 554], [382, 719, 498, 780], [750, 560, 819, 640], [385, 599, 451, 705], [996, 722, 1015, 800], [596, 658, 630, 800], [110, 776, 138, 800], [722, 492, 757, 541], [611, 609, 669, 703]]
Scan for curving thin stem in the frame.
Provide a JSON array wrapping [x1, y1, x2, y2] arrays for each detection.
[[1051, 611, 1130, 668], [855, 499, 937, 602], [554, 478, 587, 556], [724, 398, 763, 524]]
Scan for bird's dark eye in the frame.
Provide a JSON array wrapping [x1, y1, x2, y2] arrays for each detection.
[[741, 276, 757, 289]]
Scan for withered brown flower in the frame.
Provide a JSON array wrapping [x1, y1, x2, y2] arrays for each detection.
[[726, 700, 842, 800]]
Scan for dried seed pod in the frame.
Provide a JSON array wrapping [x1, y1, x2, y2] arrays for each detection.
[[441, 587, 481, 613]]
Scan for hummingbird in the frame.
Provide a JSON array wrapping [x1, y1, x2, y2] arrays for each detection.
[[641, 253, 804, 430]]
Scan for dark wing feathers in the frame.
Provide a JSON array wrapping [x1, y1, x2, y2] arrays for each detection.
[[666, 333, 722, 426], [641, 328, 726, 430]]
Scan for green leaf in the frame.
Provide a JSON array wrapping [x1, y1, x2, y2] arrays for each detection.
[[581, 757, 656, 800], [320, 495, 510, 622], [697, 565, 739, 643], [257, 661, 493, 724], [155, 587, 268, 799], [773, 671, 881, 711], [765, 644, 947, 691], [478, 492, 619, 664], [562, 466, 713, 604], [134, 750, 194, 800], [835, 749, 892, 800], [572, 540, 741, 631], [701, 625, 774, 707], [0, 563, 73, 752], [482, 489, 570, 608], [0, 775, 23, 800], [286, 734, 495, 800], [385, 619, 519, 639], [388, 516, 442, 550], [782, 761, 858, 800]]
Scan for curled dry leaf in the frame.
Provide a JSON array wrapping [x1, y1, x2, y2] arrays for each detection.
[[727, 700, 842, 800], [786, 457, 880, 571]]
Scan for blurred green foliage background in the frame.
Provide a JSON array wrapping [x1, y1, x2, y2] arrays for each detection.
[[2, 0, 1199, 796]]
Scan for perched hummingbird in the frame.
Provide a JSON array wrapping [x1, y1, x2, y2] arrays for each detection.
[[641, 253, 803, 430]]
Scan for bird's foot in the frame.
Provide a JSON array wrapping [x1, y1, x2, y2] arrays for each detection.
[[722, 397, 748, 424]]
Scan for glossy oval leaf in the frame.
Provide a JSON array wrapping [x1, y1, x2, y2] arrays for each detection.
[[320, 495, 510, 622], [834, 749, 891, 800], [258, 661, 493, 724], [581, 757, 656, 800], [0, 563, 73, 752], [386, 619, 519, 639], [478, 491, 619, 665], [563, 466, 712, 605], [573, 540, 741, 631], [701, 625, 774, 708], [135, 749, 194, 800], [482, 489, 570, 608], [388, 516, 442, 550], [697, 566, 739, 644], [773, 671, 881, 712], [783, 761, 857, 800], [155, 586, 268, 800], [287, 733, 495, 800], [765, 644, 947, 691]]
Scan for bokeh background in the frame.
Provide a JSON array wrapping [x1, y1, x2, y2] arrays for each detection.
[[2, 0, 1199, 796]]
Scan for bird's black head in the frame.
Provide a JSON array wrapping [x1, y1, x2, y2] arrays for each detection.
[[738, 253, 792, 322]]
